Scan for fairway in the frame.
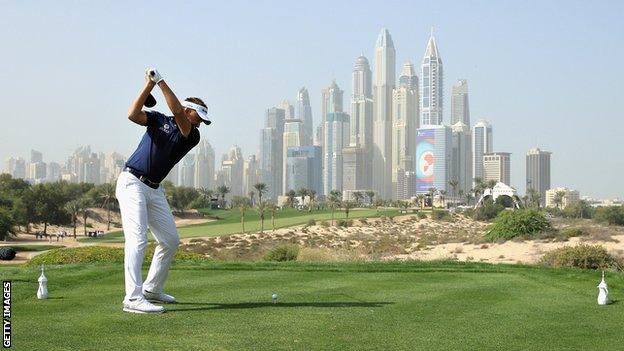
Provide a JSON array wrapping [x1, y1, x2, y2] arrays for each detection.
[[80, 207, 397, 243], [2, 261, 623, 350]]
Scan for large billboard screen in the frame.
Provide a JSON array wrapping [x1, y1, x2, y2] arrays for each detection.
[[416, 129, 435, 192]]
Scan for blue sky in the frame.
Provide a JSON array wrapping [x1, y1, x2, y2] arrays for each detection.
[[1, 0, 622, 198]]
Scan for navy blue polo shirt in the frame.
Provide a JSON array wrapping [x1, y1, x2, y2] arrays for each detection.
[[125, 110, 200, 183]]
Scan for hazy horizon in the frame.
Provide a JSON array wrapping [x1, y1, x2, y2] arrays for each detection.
[[1, 0, 623, 198]]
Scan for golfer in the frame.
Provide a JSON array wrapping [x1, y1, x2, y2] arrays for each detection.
[[116, 68, 210, 314]]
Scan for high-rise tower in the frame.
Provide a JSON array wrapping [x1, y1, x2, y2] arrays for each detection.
[[372, 28, 396, 200], [526, 148, 551, 206], [451, 79, 470, 126], [472, 119, 493, 185], [296, 88, 314, 145], [420, 29, 443, 126]]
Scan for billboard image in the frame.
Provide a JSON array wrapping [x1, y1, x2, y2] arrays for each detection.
[[416, 129, 435, 192]]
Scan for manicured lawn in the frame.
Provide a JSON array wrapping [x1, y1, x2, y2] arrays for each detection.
[[80, 207, 398, 243], [2, 261, 623, 350]]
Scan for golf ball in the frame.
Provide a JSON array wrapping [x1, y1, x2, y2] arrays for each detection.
[[272, 293, 278, 300]]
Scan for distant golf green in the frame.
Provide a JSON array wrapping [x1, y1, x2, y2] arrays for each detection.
[[80, 207, 398, 243], [3, 261, 623, 350]]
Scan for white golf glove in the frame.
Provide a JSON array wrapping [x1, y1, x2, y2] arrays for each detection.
[[146, 68, 164, 84]]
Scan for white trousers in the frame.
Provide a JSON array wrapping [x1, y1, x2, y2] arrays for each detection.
[[115, 171, 179, 301]]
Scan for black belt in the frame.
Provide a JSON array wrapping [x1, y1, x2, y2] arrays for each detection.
[[124, 167, 160, 189]]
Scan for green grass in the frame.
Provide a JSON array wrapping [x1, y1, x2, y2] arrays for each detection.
[[80, 207, 397, 243], [2, 261, 623, 350]]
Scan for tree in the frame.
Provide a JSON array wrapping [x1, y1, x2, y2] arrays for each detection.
[[256, 201, 267, 233], [193, 187, 215, 209], [297, 188, 309, 209], [96, 183, 117, 231], [285, 190, 297, 208], [352, 191, 363, 206], [231, 196, 251, 233], [343, 200, 356, 218], [64, 200, 83, 238], [169, 187, 200, 214], [413, 194, 426, 210], [0, 208, 16, 241], [268, 203, 278, 231], [216, 185, 230, 209], [464, 192, 474, 206], [473, 178, 485, 202], [448, 180, 459, 204], [527, 188, 541, 208], [80, 198, 93, 236], [365, 191, 375, 206], [308, 190, 317, 212], [328, 190, 342, 225], [439, 190, 447, 209], [427, 187, 438, 208], [253, 183, 267, 204], [563, 200, 594, 219], [30, 183, 72, 234], [553, 190, 566, 210], [248, 190, 255, 206]]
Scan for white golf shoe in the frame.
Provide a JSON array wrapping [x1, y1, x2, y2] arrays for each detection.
[[143, 290, 177, 304], [122, 298, 165, 314]]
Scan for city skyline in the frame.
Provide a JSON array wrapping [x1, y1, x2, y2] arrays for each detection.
[[1, 1, 623, 198]]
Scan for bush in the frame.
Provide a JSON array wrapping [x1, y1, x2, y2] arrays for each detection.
[[431, 210, 451, 221], [306, 218, 316, 226], [484, 209, 551, 242], [28, 245, 205, 266], [559, 227, 585, 239], [541, 244, 620, 270], [297, 247, 337, 262], [264, 245, 299, 262], [335, 219, 352, 227], [594, 206, 624, 226], [320, 221, 329, 227], [417, 212, 428, 220], [0, 247, 16, 261], [473, 202, 505, 221]]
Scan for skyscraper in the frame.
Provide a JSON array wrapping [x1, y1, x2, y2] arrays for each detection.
[[243, 154, 260, 198], [323, 112, 350, 196], [259, 107, 285, 199], [220, 146, 244, 197], [372, 28, 396, 200], [279, 100, 294, 120], [472, 119, 493, 184], [5, 157, 26, 179], [346, 55, 374, 195], [282, 119, 304, 194], [451, 79, 470, 126], [451, 121, 472, 195], [296, 88, 314, 145], [320, 80, 344, 152], [420, 29, 444, 125], [179, 153, 195, 187], [194, 139, 215, 189], [415, 125, 452, 193], [526, 148, 551, 206], [483, 152, 511, 185], [391, 61, 419, 200], [286, 146, 322, 196]]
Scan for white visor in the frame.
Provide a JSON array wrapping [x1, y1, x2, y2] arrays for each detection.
[[182, 101, 211, 125]]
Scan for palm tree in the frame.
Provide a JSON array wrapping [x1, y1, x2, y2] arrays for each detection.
[[198, 187, 215, 207], [352, 191, 363, 206], [216, 185, 230, 209], [427, 187, 437, 209], [458, 189, 465, 205], [64, 200, 82, 239], [256, 201, 267, 233], [413, 194, 426, 210], [365, 191, 375, 206], [439, 190, 447, 209], [448, 179, 459, 205], [232, 197, 251, 233], [309, 190, 317, 212], [98, 183, 116, 231], [80, 198, 92, 236], [254, 183, 267, 204], [464, 192, 474, 206], [328, 190, 342, 225], [285, 190, 297, 208], [473, 177, 485, 201], [343, 200, 356, 218], [527, 188, 541, 208], [297, 188, 309, 210], [486, 180, 497, 195], [554, 190, 566, 210], [268, 203, 278, 231]]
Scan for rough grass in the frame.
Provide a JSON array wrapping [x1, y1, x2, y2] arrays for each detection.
[[79, 208, 397, 243], [2, 261, 624, 350]]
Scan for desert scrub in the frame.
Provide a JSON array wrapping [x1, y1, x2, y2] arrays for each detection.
[[264, 244, 299, 262], [540, 244, 621, 270], [417, 212, 428, 220], [484, 209, 551, 242], [431, 210, 452, 221]]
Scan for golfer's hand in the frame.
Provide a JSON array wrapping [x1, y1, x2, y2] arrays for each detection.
[[146, 68, 164, 84]]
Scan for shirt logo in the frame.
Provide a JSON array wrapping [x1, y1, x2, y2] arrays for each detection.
[[159, 124, 171, 134]]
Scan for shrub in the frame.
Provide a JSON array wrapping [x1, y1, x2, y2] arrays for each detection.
[[484, 209, 551, 242], [320, 221, 329, 227], [264, 245, 299, 262], [307, 219, 316, 226], [297, 247, 337, 262], [431, 210, 451, 221], [28, 245, 205, 266], [594, 206, 624, 226], [559, 227, 585, 239], [0, 247, 16, 261], [417, 212, 428, 220], [541, 244, 620, 270], [473, 202, 505, 221]]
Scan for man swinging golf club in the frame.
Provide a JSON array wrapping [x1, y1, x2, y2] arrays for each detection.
[[116, 68, 210, 314]]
